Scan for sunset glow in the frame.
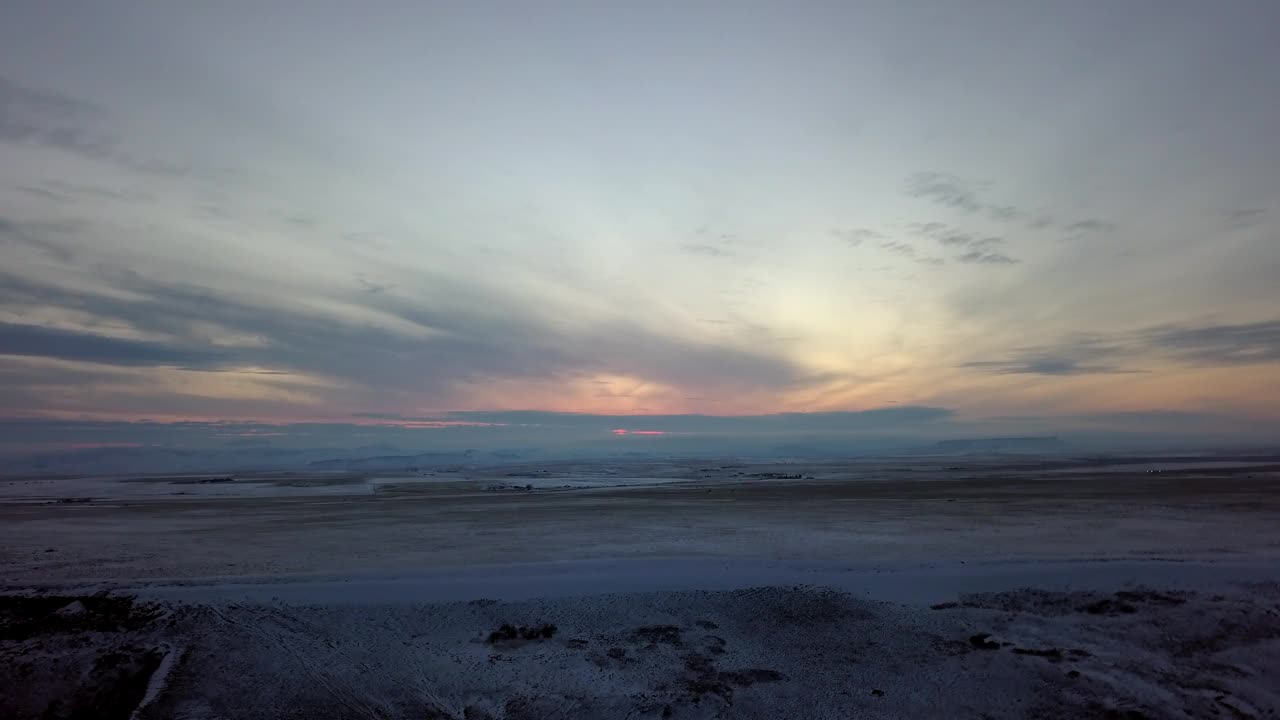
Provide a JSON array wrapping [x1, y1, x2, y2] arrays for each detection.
[[611, 429, 669, 436]]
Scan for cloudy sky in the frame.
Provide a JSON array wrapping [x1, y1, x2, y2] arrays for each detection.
[[1, 1, 1278, 447]]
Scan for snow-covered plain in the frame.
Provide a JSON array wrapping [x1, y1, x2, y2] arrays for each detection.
[[2, 455, 1279, 718]]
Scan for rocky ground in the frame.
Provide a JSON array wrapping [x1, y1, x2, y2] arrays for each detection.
[[3, 582, 1279, 719]]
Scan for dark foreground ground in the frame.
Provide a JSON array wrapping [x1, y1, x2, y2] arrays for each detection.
[[2, 456, 1279, 718], [3, 583, 1279, 719]]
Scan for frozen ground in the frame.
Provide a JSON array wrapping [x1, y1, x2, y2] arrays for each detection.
[[1, 455, 1279, 718]]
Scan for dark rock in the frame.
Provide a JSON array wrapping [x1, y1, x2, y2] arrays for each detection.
[[487, 623, 556, 643], [968, 633, 1000, 650], [1011, 647, 1064, 661], [0, 593, 161, 641], [702, 635, 726, 654], [487, 624, 518, 643], [632, 625, 683, 646], [684, 653, 715, 674], [1081, 599, 1137, 615], [721, 669, 785, 686], [1114, 590, 1185, 607]]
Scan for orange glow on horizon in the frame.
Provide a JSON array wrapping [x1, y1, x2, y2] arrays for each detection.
[[611, 429, 668, 436]]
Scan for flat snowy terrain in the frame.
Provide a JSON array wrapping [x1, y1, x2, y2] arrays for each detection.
[[2, 456, 1279, 718]]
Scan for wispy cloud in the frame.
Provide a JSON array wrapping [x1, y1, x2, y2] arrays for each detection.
[[0, 76, 113, 160], [16, 186, 63, 202], [1145, 319, 1280, 365], [0, 321, 231, 368], [880, 240, 915, 256], [905, 172, 1034, 223], [1219, 208, 1267, 230], [0, 216, 77, 262], [905, 172, 1115, 236], [961, 355, 1131, 375], [939, 234, 1001, 249], [956, 249, 1018, 265], [0, 75, 185, 176], [0, 268, 827, 415], [1061, 219, 1118, 240], [19, 180, 153, 204], [877, 240, 944, 265], [907, 222, 1016, 264], [909, 222, 1003, 248], [354, 274, 394, 295], [830, 228, 883, 247], [905, 172, 988, 214], [964, 319, 1280, 375], [1064, 219, 1116, 234]]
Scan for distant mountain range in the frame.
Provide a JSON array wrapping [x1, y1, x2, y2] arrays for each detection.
[[308, 450, 479, 470], [0, 434, 1068, 476], [0, 445, 551, 476], [920, 436, 1066, 454]]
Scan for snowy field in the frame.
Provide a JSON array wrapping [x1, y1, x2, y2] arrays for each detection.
[[2, 455, 1279, 718]]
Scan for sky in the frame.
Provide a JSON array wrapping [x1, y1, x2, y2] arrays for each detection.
[[1, 1, 1279, 452]]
